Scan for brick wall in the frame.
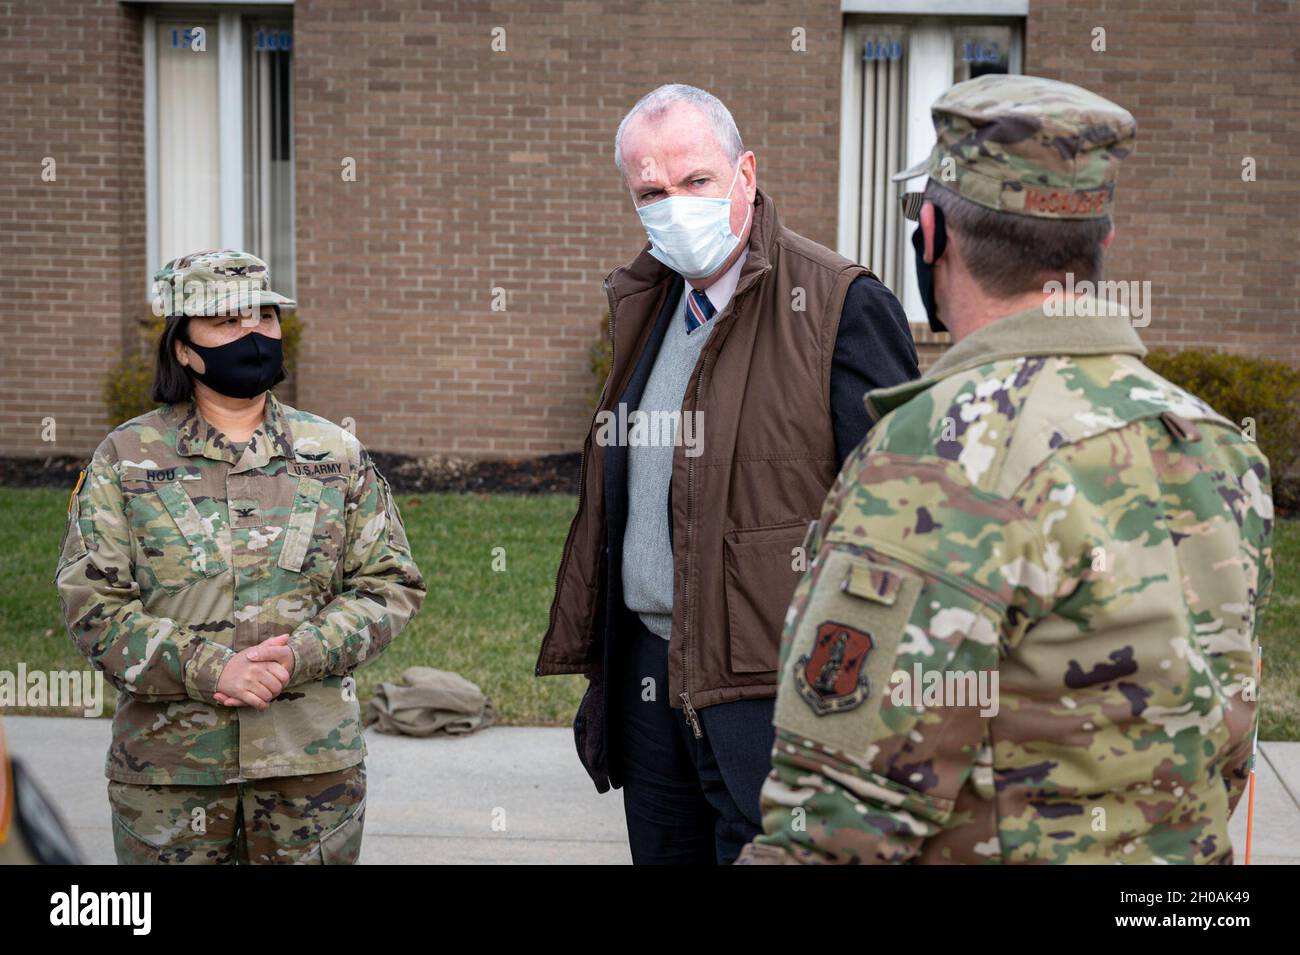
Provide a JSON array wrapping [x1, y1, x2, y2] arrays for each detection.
[[1023, 0, 1299, 359], [0, 1, 145, 457], [3, 1, 1296, 460], [292, 0, 845, 457]]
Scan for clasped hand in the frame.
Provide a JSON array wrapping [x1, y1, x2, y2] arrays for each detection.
[[213, 634, 296, 709]]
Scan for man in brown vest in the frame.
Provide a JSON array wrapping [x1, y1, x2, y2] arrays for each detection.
[[535, 84, 919, 864]]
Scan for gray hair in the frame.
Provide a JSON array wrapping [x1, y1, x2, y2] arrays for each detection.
[[924, 180, 1111, 297], [614, 84, 744, 177]]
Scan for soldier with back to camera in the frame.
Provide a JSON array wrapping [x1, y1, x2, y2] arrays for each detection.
[[740, 75, 1273, 865]]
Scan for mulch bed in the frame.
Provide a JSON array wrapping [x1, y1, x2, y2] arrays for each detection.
[[368, 451, 580, 495], [0, 456, 87, 490], [5, 453, 1294, 517], [0, 452, 582, 496]]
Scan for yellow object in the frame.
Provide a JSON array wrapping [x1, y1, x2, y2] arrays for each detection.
[[67, 468, 86, 515]]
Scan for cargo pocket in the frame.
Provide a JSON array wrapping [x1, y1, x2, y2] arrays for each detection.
[[310, 797, 366, 865], [109, 814, 165, 865], [723, 520, 809, 673], [106, 781, 165, 865], [132, 481, 227, 593], [278, 477, 346, 588]]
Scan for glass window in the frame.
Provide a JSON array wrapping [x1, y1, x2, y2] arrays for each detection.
[[148, 11, 295, 294], [156, 20, 222, 264], [853, 26, 908, 297], [952, 24, 1014, 82], [840, 16, 1023, 324], [244, 21, 295, 298]]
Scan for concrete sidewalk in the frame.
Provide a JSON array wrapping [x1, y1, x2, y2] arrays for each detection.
[[4, 716, 630, 865], [5, 714, 1299, 864]]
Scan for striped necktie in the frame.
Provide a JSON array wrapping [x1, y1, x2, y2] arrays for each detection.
[[685, 288, 717, 333]]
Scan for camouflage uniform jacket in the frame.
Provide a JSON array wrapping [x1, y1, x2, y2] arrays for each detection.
[[743, 298, 1273, 864], [55, 395, 426, 785]]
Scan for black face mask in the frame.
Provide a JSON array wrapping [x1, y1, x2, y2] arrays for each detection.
[[910, 204, 948, 333], [184, 331, 283, 399]]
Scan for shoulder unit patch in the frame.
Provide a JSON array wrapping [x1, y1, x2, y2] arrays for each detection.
[[795, 621, 873, 715]]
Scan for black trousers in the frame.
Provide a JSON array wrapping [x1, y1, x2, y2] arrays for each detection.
[[618, 616, 776, 864]]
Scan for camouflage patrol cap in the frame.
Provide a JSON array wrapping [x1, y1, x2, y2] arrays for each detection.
[[152, 249, 296, 318], [892, 74, 1136, 219]]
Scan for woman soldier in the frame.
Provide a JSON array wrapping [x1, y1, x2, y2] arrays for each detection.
[[55, 250, 425, 864]]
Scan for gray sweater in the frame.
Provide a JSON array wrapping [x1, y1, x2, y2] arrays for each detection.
[[622, 285, 714, 639]]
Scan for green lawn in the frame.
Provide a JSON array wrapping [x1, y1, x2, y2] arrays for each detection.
[[0, 488, 586, 726], [1, 487, 1297, 739]]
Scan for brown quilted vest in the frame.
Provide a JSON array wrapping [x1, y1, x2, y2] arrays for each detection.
[[536, 189, 872, 724]]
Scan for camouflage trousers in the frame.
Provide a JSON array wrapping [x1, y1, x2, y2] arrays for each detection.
[[106, 763, 366, 865]]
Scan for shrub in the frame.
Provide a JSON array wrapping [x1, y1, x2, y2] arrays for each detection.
[[1144, 348, 1300, 478], [104, 308, 303, 426]]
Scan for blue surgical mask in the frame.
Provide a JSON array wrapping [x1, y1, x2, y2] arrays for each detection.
[[634, 159, 751, 279]]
